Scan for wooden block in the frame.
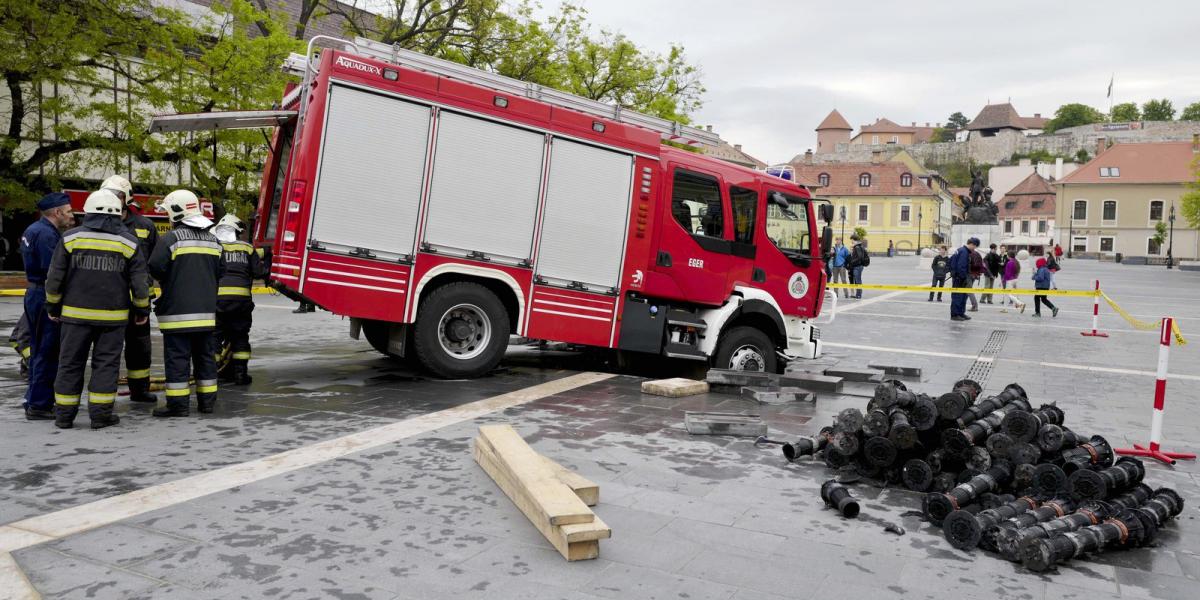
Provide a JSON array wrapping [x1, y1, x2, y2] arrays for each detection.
[[684, 411, 767, 437], [477, 425, 594, 526], [474, 440, 609, 561], [641, 378, 709, 398], [779, 373, 843, 392], [868, 364, 923, 377], [540, 455, 599, 506], [822, 367, 884, 382]]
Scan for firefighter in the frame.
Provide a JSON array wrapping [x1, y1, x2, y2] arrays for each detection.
[[44, 190, 150, 429], [8, 312, 31, 378], [212, 213, 261, 385], [148, 189, 224, 417], [20, 192, 75, 421], [100, 175, 160, 403]]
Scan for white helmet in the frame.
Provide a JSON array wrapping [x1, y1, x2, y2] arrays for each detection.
[[217, 213, 245, 233], [159, 189, 202, 223], [99, 175, 133, 205], [83, 189, 123, 215]]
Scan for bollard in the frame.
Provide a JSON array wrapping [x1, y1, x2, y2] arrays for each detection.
[[943, 496, 1039, 550], [1067, 456, 1145, 501], [1080, 280, 1109, 337], [1021, 509, 1150, 572], [820, 480, 861, 518], [1115, 317, 1197, 465]]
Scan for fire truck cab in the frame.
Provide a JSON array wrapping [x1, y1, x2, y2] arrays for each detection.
[[149, 37, 834, 379]]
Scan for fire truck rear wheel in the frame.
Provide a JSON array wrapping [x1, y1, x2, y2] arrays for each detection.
[[713, 326, 777, 373], [414, 282, 510, 378]]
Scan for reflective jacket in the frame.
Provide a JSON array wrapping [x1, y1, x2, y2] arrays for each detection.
[[148, 224, 224, 333], [123, 210, 159, 290], [217, 240, 263, 309], [44, 215, 150, 326]]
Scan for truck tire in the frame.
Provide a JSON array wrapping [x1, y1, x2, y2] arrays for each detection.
[[413, 282, 510, 378], [713, 326, 777, 373], [361, 320, 411, 360]]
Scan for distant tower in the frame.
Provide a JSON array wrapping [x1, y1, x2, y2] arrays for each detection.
[[816, 109, 853, 154]]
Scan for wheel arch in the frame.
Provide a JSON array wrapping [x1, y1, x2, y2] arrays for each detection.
[[412, 265, 523, 334], [720, 299, 787, 351]]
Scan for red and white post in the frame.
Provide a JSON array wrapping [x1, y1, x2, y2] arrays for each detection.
[[1116, 317, 1196, 465], [1080, 279, 1108, 337]]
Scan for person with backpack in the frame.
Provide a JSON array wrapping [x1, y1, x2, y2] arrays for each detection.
[[967, 245, 985, 312], [982, 243, 1002, 304], [929, 246, 949, 302], [1044, 250, 1061, 289], [848, 234, 869, 299], [1031, 257, 1059, 318], [830, 238, 852, 299]]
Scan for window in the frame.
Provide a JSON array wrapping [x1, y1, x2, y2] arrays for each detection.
[[871, 135, 879, 145], [1148, 237, 1162, 255], [857, 204, 869, 223], [766, 191, 811, 258], [859, 173, 871, 187], [1102, 200, 1117, 222], [1038, 220, 1047, 233], [1150, 200, 1164, 221], [900, 205, 911, 223], [1072, 236, 1088, 252], [818, 172, 830, 187], [890, 136, 899, 144], [1099, 167, 1120, 177], [671, 170, 724, 237], [1100, 237, 1115, 252], [900, 173, 912, 187], [1004, 220, 1012, 233], [1073, 200, 1087, 221], [1021, 220, 1030, 234], [264, 123, 296, 240], [1005, 200, 1017, 210], [1031, 200, 1044, 209], [729, 186, 758, 245]]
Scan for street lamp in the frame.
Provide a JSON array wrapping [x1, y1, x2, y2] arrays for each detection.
[[917, 208, 923, 252], [1167, 204, 1176, 269], [839, 205, 847, 244]]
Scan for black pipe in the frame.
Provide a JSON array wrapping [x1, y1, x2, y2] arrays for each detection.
[[956, 394, 1031, 429], [986, 432, 1013, 459], [909, 395, 939, 431], [1106, 483, 1153, 510], [924, 461, 1013, 525], [1031, 463, 1070, 496], [1021, 509, 1149, 572], [1001, 403, 1064, 443], [824, 447, 851, 469], [888, 409, 918, 450], [831, 431, 860, 456], [902, 458, 936, 491], [1127, 488, 1185, 546], [964, 446, 992, 471], [1012, 463, 1036, 493], [864, 436, 898, 467], [1036, 424, 1065, 453], [934, 379, 984, 420], [821, 480, 860, 518], [1008, 442, 1042, 466], [942, 406, 1021, 456], [835, 407, 864, 434], [943, 496, 1039, 550], [993, 500, 1097, 561], [931, 472, 957, 493], [1060, 435, 1114, 475], [1068, 456, 1145, 501], [862, 409, 890, 437], [783, 426, 833, 462]]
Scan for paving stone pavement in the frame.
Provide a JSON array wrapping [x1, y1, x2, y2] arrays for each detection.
[[1, 255, 1198, 599]]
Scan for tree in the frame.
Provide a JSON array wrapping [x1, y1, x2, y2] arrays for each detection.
[[1178, 101, 1200, 121], [1110, 102, 1141, 122], [1183, 157, 1200, 230], [928, 127, 952, 143], [853, 226, 868, 241], [947, 111, 970, 130], [1, 0, 300, 213], [1151, 221, 1168, 249], [1142, 98, 1176, 121], [1043, 103, 1105, 133], [1075, 149, 1090, 163]]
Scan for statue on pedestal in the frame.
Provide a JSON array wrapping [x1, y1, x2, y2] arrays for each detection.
[[960, 167, 998, 224]]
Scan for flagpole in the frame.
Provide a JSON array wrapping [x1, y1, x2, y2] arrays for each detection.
[[1108, 73, 1114, 115]]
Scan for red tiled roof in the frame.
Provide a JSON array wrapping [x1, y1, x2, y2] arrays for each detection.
[[1057, 142, 1198, 185], [1006, 172, 1056, 196], [1019, 116, 1049, 129], [816, 109, 852, 131], [859, 118, 911, 134], [912, 126, 936, 143], [789, 162, 936, 196], [967, 103, 1042, 131]]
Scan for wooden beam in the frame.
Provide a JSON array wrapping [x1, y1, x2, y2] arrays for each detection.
[[540, 455, 599, 507], [477, 425, 594, 526]]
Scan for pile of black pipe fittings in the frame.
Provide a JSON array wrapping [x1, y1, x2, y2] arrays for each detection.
[[790, 379, 1185, 572]]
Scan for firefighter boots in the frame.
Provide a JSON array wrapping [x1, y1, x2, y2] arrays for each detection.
[[153, 403, 189, 418], [232, 361, 252, 386], [128, 377, 158, 403], [54, 403, 78, 429], [89, 403, 120, 429]]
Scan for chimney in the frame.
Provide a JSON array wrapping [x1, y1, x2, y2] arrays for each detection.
[[804, 149, 814, 164], [734, 144, 742, 152], [1096, 136, 1106, 157], [936, 122, 942, 127], [925, 122, 930, 127], [705, 125, 712, 132], [1055, 157, 1063, 180], [1193, 133, 1199, 153], [911, 122, 916, 126], [1034, 113, 1042, 118], [871, 150, 884, 163]]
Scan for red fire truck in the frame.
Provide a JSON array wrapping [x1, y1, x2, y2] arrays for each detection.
[[150, 36, 834, 379]]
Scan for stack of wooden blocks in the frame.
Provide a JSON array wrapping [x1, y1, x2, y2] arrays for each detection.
[[472, 424, 611, 561]]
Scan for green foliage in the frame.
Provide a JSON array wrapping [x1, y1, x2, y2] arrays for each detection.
[[1180, 101, 1200, 122], [929, 162, 992, 187], [1, 0, 301, 213], [1043, 103, 1105, 133], [1109, 102, 1141, 122], [928, 127, 952, 143], [1141, 98, 1176, 121], [946, 111, 970, 130], [1183, 156, 1200, 229], [1009, 150, 1068, 165], [1075, 149, 1091, 163], [1152, 221, 1168, 246], [853, 226, 868, 240]]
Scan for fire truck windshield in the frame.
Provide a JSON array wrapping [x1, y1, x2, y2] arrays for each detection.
[[766, 191, 811, 258]]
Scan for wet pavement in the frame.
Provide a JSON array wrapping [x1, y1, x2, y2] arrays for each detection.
[[1, 255, 1198, 600]]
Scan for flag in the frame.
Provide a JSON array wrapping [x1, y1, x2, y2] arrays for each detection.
[[1107, 75, 1113, 99]]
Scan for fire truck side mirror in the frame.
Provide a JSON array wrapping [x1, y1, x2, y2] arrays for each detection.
[[819, 203, 834, 224], [821, 226, 834, 256]]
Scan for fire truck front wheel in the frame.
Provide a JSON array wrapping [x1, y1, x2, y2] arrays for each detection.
[[712, 326, 778, 373], [414, 282, 510, 378]]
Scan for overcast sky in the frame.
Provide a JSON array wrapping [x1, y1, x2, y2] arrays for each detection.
[[538, 0, 1200, 164]]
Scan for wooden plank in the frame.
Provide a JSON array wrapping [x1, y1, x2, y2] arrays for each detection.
[[540, 455, 599, 506], [477, 425, 594, 526], [473, 440, 608, 561], [475, 439, 610, 543], [641, 377, 709, 398]]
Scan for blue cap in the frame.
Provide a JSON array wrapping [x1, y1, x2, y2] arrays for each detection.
[[36, 192, 71, 211], [968, 237, 981, 246]]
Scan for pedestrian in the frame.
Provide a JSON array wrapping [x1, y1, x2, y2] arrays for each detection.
[[44, 190, 151, 429], [848, 234, 869, 299], [148, 190, 224, 417], [948, 237, 977, 321], [101, 175, 160, 404], [1031, 257, 1060, 318], [213, 214, 263, 386], [967, 245, 985, 312], [8, 312, 31, 378], [982, 243, 1001, 304], [1044, 250, 1061, 289], [1054, 243, 1064, 260], [19, 192, 75, 421], [928, 245, 949, 302], [1000, 250, 1027, 313], [830, 238, 851, 299], [887, 240, 895, 257]]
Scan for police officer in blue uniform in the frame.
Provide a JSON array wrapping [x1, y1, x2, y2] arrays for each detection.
[[20, 192, 76, 420]]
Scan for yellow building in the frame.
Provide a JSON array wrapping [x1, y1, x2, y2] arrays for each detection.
[[791, 159, 943, 252]]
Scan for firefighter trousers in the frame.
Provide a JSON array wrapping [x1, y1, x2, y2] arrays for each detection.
[[54, 322, 124, 423], [124, 312, 153, 399], [163, 332, 217, 410], [216, 303, 253, 377]]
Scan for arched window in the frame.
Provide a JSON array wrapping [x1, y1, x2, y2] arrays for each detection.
[[900, 173, 912, 187], [818, 173, 830, 187], [859, 173, 871, 187]]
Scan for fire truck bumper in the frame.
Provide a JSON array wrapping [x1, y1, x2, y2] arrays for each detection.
[[783, 317, 822, 360]]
